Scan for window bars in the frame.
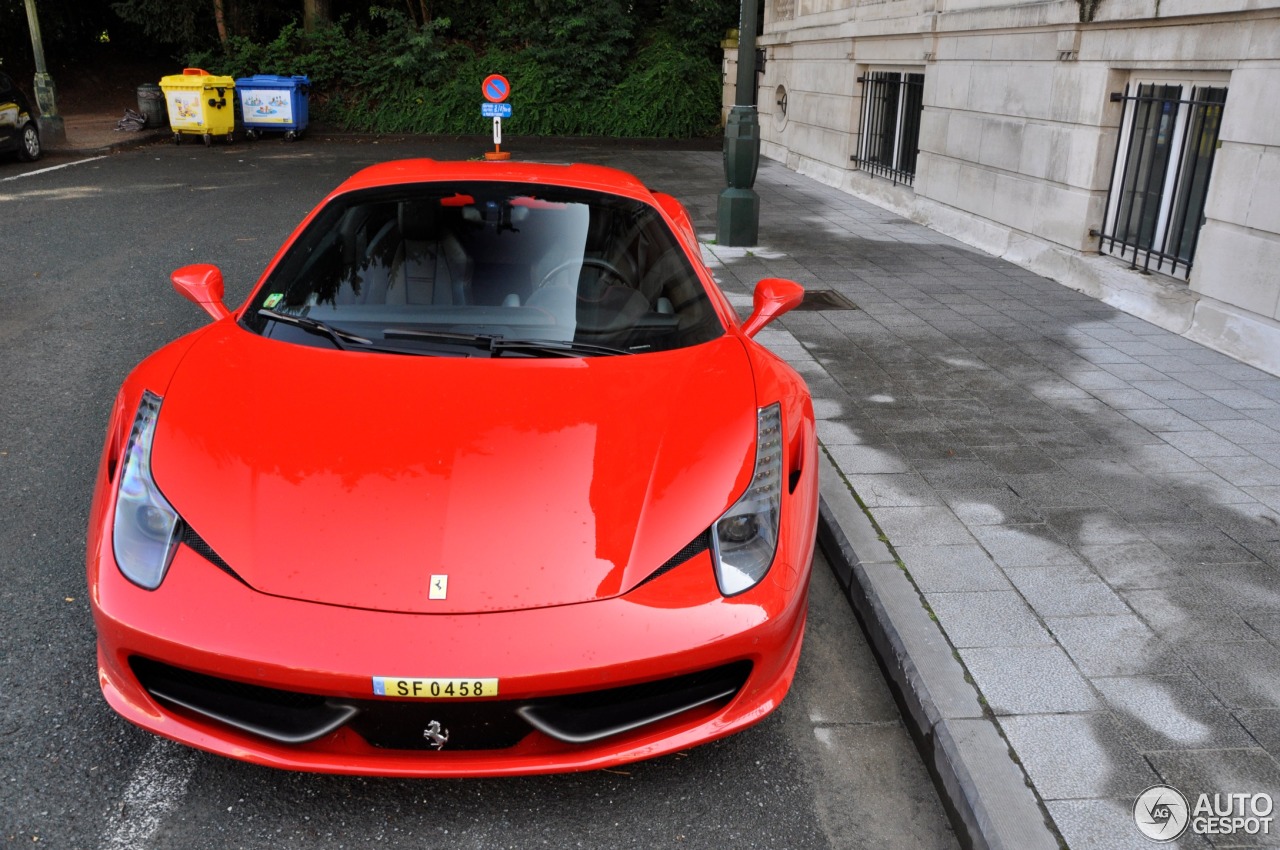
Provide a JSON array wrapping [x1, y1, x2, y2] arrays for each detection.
[[1101, 82, 1228, 278], [853, 71, 924, 186]]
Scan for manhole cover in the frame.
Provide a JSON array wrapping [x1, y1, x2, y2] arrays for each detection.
[[794, 289, 858, 311]]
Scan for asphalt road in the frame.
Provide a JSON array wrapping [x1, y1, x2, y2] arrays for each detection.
[[0, 139, 957, 849]]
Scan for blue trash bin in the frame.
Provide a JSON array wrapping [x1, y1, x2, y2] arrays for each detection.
[[235, 75, 310, 141]]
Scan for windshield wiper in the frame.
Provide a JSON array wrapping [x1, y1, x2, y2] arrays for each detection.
[[258, 308, 372, 350], [382, 328, 627, 357], [493, 337, 628, 357]]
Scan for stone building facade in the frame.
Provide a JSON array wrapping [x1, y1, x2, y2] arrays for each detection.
[[739, 0, 1280, 374]]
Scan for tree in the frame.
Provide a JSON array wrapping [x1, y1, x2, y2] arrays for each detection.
[[303, 0, 329, 32]]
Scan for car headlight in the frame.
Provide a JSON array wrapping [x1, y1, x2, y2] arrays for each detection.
[[712, 404, 783, 596], [112, 390, 182, 590]]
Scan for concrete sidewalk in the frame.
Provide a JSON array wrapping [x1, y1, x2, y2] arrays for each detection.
[[44, 107, 170, 156], [48, 119, 1280, 848], [590, 149, 1280, 849]]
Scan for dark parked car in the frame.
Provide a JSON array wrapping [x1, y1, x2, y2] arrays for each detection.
[[0, 72, 41, 162]]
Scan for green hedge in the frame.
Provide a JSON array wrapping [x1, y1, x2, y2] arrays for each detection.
[[188, 13, 725, 138]]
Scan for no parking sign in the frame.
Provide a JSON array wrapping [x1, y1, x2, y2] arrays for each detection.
[[482, 75, 510, 103]]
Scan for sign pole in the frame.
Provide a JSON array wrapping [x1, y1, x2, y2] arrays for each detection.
[[485, 116, 510, 160], [22, 0, 65, 144]]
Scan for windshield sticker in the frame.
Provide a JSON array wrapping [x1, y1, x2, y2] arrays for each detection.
[[263, 293, 284, 309]]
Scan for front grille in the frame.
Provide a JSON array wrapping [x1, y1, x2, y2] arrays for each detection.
[[130, 656, 752, 752]]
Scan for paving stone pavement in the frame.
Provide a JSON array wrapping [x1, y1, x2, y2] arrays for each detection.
[[590, 150, 1280, 849]]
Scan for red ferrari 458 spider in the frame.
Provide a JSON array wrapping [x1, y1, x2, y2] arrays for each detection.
[[87, 159, 818, 776]]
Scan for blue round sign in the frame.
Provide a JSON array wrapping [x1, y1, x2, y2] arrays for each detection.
[[483, 74, 510, 103]]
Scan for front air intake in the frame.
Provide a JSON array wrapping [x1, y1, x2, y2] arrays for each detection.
[[516, 661, 751, 743]]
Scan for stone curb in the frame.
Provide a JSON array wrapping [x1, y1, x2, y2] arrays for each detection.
[[49, 128, 171, 157], [815, 449, 1061, 850]]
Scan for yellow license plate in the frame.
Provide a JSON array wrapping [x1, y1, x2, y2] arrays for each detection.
[[372, 677, 499, 699]]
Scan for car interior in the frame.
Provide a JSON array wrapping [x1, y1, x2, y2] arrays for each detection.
[[253, 185, 723, 354]]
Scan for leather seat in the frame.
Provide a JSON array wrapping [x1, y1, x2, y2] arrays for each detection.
[[387, 202, 473, 306]]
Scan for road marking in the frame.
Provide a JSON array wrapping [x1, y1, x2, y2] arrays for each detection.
[[1, 156, 108, 182], [99, 738, 197, 850]]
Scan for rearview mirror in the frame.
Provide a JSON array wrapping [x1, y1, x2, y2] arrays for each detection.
[[741, 278, 804, 337], [171, 264, 231, 321]]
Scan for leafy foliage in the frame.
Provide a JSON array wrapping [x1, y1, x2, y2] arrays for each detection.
[[6, 0, 735, 138], [183, 1, 731, 138]]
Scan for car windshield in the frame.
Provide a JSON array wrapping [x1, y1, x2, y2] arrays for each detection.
[[241, 181, 724, 357]]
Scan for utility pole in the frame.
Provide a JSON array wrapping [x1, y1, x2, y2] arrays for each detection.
[[716, 0, 760, 247], [23, 0, 66, 145]]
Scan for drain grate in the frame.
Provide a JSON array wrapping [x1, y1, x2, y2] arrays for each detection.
[[794, 289, 859, 311]]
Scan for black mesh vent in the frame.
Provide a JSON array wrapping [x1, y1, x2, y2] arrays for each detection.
[[180, 524, 246, 584], [131, 656, 356, 745], [518, 660, 751, 743], [637, 529, 711, 588], [132, 657, 324, 710]]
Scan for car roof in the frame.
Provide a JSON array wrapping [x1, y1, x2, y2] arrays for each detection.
[[330, 159, 655, 203]]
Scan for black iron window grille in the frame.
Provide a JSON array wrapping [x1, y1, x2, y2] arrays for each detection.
[[853, 71, 924, 186], [1101, 82, 1228, 278]]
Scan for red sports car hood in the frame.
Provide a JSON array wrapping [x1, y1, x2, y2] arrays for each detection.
[[150, 325, 757, 614]]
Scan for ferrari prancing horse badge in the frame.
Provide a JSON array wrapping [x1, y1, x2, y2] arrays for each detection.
[[429, 574, 448, 600]]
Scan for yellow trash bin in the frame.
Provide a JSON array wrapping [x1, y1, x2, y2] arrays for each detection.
[[159, 68, 236, 146]]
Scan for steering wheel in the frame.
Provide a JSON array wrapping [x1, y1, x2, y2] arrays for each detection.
[[535, 257, 630, 292]]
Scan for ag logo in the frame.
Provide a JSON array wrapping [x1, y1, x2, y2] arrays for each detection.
[[1135, 785, 1189, 841]]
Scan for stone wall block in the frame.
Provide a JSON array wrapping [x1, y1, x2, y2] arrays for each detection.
[[1065, 125, 1116, 192], [930, 63, 973, 109], [851, 37, 917, 62], [1158, 0, 1252, 21], [918, 152, 961, 207], [1202, 144, 1263, 231], [1190, 222, 1280, 318], [790, 121, 855, 170], [1247, 17, 1280, 59], [1049, 64, 1114, 125], [992, 171, 1041, 229], [977, 117, 1024, 171], [1019, 122, 1057, 180], [791, 89, 854, 129], [918, 109, 950, 157], [1100, 18, 1250, 63], [945, 110, 986, 162], [1034, 184, 1099, 251], [938, 34, 994, 62], [967, 64, 1012, 114], [1001, 63, 1055, 121], [990, 30, 1058, 62], [1219, 69, 1280, 148], [956, 162, 999, 219], [1244, 147, 1280, 235]]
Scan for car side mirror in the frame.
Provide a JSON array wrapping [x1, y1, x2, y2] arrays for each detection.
[[171, 263, 231, 321], [741, 278, 804, 337]]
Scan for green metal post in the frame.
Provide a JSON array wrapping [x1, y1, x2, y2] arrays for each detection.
[[717, 0, 760, 247], [23, 0, 66, 145]]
